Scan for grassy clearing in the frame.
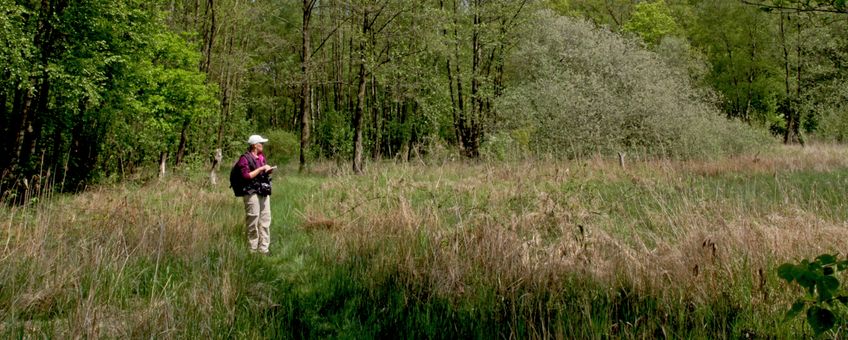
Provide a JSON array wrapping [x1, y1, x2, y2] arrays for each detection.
[[2, 145, 848, 338]]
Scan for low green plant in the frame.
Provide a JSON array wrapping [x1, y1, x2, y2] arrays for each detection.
[[778, 254, 848, 336]]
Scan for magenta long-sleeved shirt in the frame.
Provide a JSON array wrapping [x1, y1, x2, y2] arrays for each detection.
[[237, 153, 266, 180]]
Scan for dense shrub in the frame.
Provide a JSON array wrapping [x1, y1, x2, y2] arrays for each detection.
[[261, 129, 299, 166], [495, 11, 773, 160], [811, 84, 848, 142], [314, 109, 355, 161], [479, 128, 533, 161]]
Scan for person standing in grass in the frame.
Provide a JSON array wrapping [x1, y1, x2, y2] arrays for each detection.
[[236, 135, 275, 254]]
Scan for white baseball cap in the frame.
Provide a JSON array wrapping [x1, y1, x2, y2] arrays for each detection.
[[247, 135, 269, 145]]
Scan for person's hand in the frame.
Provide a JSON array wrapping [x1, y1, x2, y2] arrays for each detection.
[[261, 165, 272, 172]]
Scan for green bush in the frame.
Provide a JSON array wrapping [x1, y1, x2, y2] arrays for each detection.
[[479, 128, 534, 161], [495, 11, 774, 160], [815, 102, 848, 142], [261, 130, 299, 166]]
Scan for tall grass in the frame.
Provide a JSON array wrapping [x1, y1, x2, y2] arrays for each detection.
[[0, 170, 322, 337], [302, 144, 848, 338], [2, 145, 848, 337]]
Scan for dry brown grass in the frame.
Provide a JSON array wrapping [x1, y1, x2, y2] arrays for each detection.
[[301, 144, 848, 336], [0, 178, 242, 337]]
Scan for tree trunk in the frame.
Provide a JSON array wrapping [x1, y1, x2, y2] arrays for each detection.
[[722, 36, 740, 119], [408, 101, 419, 162], [745, 32, 756, 123], [215, 30, 237, 150], [347, 34, 353, 115], [793, 15, 803, 145], [49, 118, 64, 171], [22, 75, 50, 171], [2, 88, 25, 173], [467, 0, 482, 158], [403, 101, 412, 162], [779, 13, 796, 144], [352, 9, 369, 174], [333, 0, 343, 113], [446, 57, 462, 148], [216, 79, 230, 148], [441, 0, 463, 149], [371, 76, 381, 160], [778, 12, 804, 144], [159, 152, 168, 180], [201, 0, 216, 74], [210, 148, 222, 185], [452, 0, 468, 153], [299, 0, 314, 173], [780, 14, 791, 97], [0, 72, 8, 136], [193, 0, 200, 27], [352, 63, 366, 174], [175, 120, 190, 166], [11, 90, 34, 171], [65, 110, 87, 190]]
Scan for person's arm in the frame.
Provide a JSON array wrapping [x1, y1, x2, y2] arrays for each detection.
[[248, 166, 270, 179]]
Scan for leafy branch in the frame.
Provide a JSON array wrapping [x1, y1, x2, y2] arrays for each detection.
[[778, 254, 848, 336]]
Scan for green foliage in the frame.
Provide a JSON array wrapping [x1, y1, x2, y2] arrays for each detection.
[[0, 1, 31, 83], [684, 1, 785, 126], [480, 128, 533, 161], [479, 132, 517, 162], [130, 34, 215, 149], [778, 254, 848, 336], [497, 11, 773, 160], [0, 0, 220, 190], [543, 0, 634, 29], [4, 0, 848, 191], [510, 0, 848, 144], [545, 0, 571, 16], [315, 109, 355, 160], [623, 1, 680, 46], [99, 26, 217, 176], [261, 130, 299, 166], [653, 36, 710, 84], [795, 18, 848, 139]]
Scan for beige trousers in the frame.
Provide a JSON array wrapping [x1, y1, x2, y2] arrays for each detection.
[[243, 194, 271, 253]]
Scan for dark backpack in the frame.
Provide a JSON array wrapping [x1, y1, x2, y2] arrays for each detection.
[[229, 153, 257, 197]]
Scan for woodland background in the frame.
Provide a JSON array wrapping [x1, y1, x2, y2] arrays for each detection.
[[0, 0, 846, 191]]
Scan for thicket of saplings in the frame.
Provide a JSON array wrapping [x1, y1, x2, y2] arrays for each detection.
[[3, 13, 846, 339]]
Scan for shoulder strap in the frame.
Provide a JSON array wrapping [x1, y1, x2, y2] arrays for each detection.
[[244, 152, 258, 171]]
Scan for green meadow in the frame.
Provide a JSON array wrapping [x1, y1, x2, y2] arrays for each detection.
[[3, 145, 847, 338]]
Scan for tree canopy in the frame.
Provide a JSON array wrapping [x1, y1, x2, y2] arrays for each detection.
[[2, 0, 848, 195]]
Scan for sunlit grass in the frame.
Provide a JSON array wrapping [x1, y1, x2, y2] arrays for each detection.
[[2, 144, 847, 337]]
